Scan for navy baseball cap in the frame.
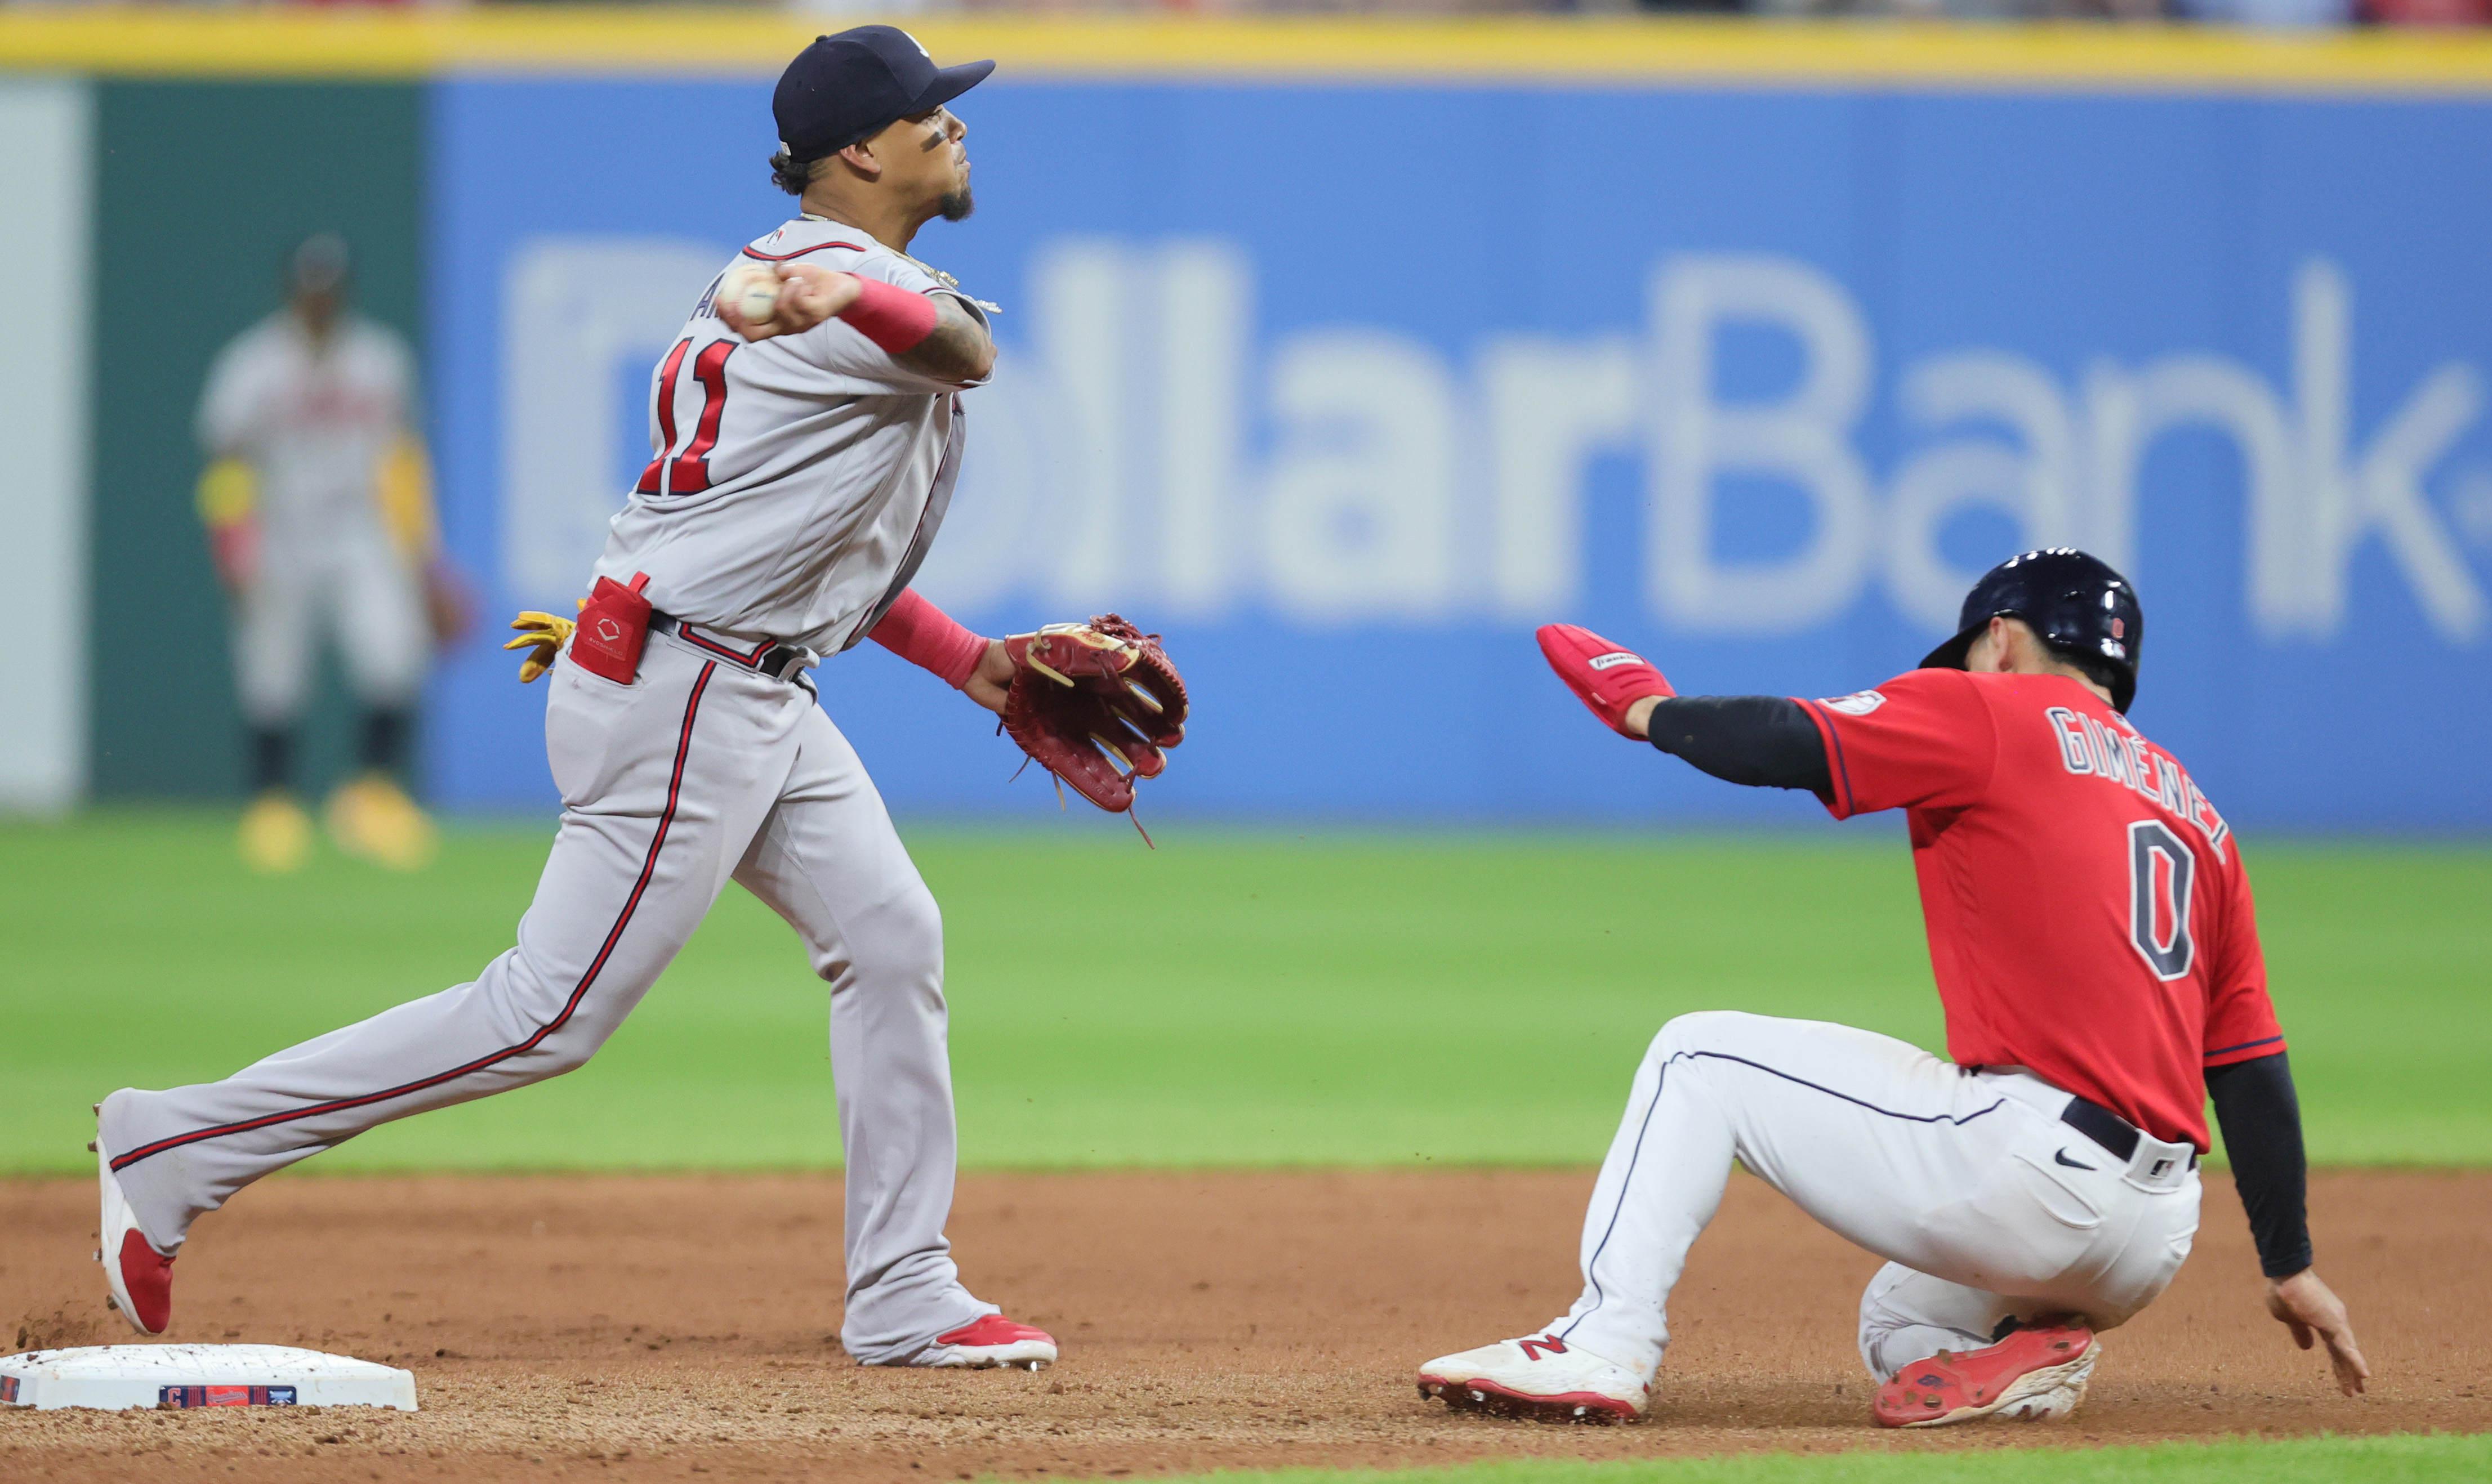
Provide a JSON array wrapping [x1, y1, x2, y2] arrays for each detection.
[[773, 26, 993, 162]]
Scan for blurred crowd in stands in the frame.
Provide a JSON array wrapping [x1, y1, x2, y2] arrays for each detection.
[[1, 0, 2481, 35]]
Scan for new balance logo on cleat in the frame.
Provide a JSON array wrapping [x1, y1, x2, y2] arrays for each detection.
[[1416, 1334, 1651, 1424]]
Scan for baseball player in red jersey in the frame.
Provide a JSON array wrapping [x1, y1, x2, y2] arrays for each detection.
[[1420, 549, 2369, 1427], [90, 28, 1118, 1371]]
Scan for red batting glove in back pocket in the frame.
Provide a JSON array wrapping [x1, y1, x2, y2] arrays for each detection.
[[570, 573, 653, 684]]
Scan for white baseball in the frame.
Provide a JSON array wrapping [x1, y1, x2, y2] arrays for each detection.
[[719, 263, 782, 328]]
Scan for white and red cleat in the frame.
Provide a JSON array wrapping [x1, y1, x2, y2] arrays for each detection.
[[1535, 624, 1675, 737], [1417, 1333, 1650, 1424], [95, 1116, 175, 1336], [1873, 1318, 2098, 1428], [908, 1314, 1058, 1370]]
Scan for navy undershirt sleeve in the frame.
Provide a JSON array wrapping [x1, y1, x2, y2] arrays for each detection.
[[2206, 1052, 2315, 1279], [1646, 696, 1834, 795]]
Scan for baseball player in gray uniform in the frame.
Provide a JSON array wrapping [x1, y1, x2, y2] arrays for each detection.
[[198, 233, 447, 873], [96, 29, 1064, 1371]]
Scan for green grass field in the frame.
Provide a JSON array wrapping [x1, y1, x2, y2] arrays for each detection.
[[2, 812, 2485, 1173], [1130, 1433, 2492, 1484]]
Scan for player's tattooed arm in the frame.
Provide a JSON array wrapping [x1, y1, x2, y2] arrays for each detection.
[[891, 293, 997, 384], [721, 263, 994, 383]]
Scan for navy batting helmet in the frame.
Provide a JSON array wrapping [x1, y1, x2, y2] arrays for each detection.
[[1920, 548, 2143, 712]]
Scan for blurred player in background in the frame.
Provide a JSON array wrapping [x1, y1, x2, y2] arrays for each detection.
[[196, 233, 470, 873]]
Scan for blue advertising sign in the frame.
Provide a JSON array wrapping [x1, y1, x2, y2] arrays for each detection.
[[426, 78, 2492, 829]]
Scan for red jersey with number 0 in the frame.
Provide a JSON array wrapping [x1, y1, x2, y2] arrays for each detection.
[[1798, 669, 2283, 1150]]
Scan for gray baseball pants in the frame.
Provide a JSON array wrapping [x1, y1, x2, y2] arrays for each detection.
[[233, 523, 429, 725], [101, 628, 996, 1363]]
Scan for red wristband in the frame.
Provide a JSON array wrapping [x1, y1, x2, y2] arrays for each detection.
[[869, 588, 988, 689], [838, 277, 940, 355]]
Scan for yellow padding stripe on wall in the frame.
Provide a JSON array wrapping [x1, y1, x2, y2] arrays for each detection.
[[3, 13, 2491, 93]]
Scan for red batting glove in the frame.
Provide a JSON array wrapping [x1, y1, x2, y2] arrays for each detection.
[[1536, 624, 1675, 737]]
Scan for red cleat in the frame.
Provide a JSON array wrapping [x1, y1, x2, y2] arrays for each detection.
[[96, 1123, 175, 1335], [908, 1313, 1058, 1370], [1873, 1319, 2098, 1428], [1536, 624, 1675, 737]]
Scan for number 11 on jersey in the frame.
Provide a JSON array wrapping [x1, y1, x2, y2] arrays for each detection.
[[637, 337, 737, 497]]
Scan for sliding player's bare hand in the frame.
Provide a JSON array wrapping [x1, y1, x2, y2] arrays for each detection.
[[2266, 1268, 2369, 1396]]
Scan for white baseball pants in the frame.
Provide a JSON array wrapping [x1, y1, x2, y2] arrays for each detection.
[[233, 525, 430, 725], [102, 629, 996, 1363], [1549, 1012, 2201, 1382]]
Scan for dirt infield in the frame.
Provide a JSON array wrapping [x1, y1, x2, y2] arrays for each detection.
[[3, 1169, 2485, 1481]]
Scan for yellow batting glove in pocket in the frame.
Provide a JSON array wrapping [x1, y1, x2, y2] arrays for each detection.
[[504, 604, 582, 684]]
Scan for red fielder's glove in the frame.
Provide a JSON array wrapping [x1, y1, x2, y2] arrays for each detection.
[[1536, 623, 1675, 736], [1002, 615, 1189, 816]]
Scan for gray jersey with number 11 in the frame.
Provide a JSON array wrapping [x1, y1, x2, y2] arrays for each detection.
[[592, 217, 991, 652]]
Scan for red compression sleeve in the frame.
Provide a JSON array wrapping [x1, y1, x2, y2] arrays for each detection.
[[838, 277, 940, 354], [868, 588, 989, 689]]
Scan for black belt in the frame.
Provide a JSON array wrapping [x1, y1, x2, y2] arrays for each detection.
[[650, 612, 813, 682], [2061, 1096, 2194, 1169]]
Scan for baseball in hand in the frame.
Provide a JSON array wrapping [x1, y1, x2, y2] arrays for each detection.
[[717, 264, 783, 334]]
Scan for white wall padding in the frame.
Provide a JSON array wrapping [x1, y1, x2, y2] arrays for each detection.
[[0, 77, 91, 813]]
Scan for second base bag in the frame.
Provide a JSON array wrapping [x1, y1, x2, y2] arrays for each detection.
[[570, 573, 653, 683]]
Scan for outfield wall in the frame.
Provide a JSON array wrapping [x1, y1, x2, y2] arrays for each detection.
[[88, 82, 428, 803], [0, 78, 88, 815], [8, 18, 2492, 829]]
